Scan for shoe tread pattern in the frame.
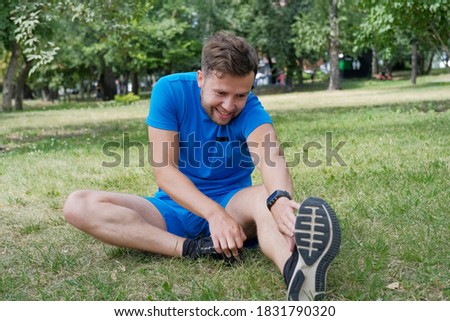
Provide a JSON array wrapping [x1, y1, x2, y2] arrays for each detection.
[[294, 197, 341, 299]]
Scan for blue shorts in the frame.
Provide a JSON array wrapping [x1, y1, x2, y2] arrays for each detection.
[[144, 188, 243, 239]]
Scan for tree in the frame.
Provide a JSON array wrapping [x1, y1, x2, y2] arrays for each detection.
[[356, 0, 450, 84], [1, 0, 20, 112], [56, 0, 200, 97], [290, 0, 344, 90], [5, 0, 203, 105], [14, 53, 31, 110], [328, 0, 340, 90], [267, 0, 303, 87], [1, 42, 19, 112], [291, 0, 329, 82], [2, 1, 67, 109], [227, 0, 304, 87]]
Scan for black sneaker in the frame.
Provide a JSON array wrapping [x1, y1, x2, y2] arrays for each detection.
[[182, 236, 242, 263], [285, 197, 341, 300]]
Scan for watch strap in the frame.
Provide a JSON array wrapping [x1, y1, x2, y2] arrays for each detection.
[[266, 190, 292, 211]]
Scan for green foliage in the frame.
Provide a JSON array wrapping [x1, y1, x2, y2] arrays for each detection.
[[10, 2, 61, 75], [355, 0, 450, 60], [2, 0, 449, 106], [0, 0, 18, 45], [291, 2, 329, 62], [114, 93, 141, 104]]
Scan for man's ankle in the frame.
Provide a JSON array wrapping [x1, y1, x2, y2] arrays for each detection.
[[181, 238, 196, 258], [283, 250, 298, 286]]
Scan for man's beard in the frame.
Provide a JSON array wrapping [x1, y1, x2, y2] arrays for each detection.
[[200, 91, 235, 126]]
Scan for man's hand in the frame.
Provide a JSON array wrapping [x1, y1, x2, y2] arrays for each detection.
[[208, 210, 247, 259], [270, 197, 299, 238]]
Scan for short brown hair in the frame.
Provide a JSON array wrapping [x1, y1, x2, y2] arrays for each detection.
[[201, 31, 258, 78]]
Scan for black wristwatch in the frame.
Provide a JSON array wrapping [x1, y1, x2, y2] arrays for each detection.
[[266, 190, 292, 211]]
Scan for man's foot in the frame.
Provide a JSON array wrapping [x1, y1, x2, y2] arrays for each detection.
[[284, 197, 341, 300], [182, 236, 242, 263]]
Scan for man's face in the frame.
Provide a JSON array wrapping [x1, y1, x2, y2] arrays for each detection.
[[197, 70, 254, 126]]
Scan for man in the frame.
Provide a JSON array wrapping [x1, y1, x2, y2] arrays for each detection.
[[63, 31, 341, 300]]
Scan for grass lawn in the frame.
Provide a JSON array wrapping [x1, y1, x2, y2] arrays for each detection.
[[1, 74, 449, 301]]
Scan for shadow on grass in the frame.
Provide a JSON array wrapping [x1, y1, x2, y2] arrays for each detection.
[[11, 99, 146, 113], [1, 96, 448, 169], [253, 74, 450, 93], [0, 118, 148, 156], [252, 81, 328, 96], [341, 77, 450, 90], [270, 99, 450, 117], [2, 99, 448, 157]]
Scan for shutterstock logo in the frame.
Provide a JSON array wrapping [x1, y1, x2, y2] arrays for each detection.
[[285, 132, 347, 167], [101, 132, 347, 168]]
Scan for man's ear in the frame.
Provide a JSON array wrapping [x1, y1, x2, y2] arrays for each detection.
[[197, 70, 204, 88]]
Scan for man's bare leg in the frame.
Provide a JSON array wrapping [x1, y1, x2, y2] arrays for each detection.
[[226, 186, 341, 300], [225, 185, 293, 272], [63, 190, 185, 257]]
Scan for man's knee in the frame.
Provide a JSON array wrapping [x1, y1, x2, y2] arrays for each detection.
[[63, 190, 94, 230], [228, 185, 269, 222]]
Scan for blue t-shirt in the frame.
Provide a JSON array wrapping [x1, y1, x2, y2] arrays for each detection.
[[146, 72, 272, 198]]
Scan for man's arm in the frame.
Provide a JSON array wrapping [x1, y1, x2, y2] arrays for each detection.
[[247, 123, 299, 237], [148, 126, 246, 258]]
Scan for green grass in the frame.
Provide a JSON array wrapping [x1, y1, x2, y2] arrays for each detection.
[[1, 75, 449, 301]]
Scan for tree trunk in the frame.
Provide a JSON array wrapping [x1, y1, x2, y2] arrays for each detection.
[[42, 88, 49, 101], [123, 74, 129, 94], [425, 52, 434, 75], [411, 41, 418, 85], [2, 42, 20, 112], [98, 67, 116, 100], [285, 60, 297, 90], [79, 79, 85, 100], [15, 59, 32, 111], [131, 72, 139, 95], [297, 58, 304, 85], [328, 0, 341, 90], [64, 87, 71, 102], [41, 86, 58, 102], [267, 55, 275, 84], [418, 51, 425, 75], [372, 47, 379, 75]]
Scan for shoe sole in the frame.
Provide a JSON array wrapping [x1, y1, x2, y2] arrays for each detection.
[[287, 197, 341, 300]]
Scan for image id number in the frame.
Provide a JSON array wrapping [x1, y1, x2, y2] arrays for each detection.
[[256, 305, 336, 317]]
